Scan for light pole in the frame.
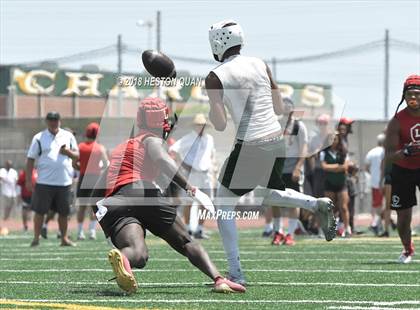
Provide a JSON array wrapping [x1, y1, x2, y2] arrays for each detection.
[[136, 19, 153, 49], [384, 29, 389, 120]]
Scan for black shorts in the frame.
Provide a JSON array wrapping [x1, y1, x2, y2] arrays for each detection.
[[324, 180, 346, 193], [95, 181, 177, 242], [219, 137, 286, 196], [282, 173, 300, 192], [384, 163, 392, 185], [21, 196, 31, 209], [391, 164, 420, 210], [77, 174, 101, 198], [31, 184, 72, 216], [384, 173, 392, 185]]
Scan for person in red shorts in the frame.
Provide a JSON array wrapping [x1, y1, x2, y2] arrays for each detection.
[[365, 133, 386, 235], [73, 122, 109, 240], [17, 168, 37, 232], [385, 74, 420, 263]]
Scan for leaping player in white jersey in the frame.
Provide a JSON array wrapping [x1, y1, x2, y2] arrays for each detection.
[[205, 20, 337, 284]]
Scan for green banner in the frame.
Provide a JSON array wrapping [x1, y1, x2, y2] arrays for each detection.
[[0, 65, 332, 108]]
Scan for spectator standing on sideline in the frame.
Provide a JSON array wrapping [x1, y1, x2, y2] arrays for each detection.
[[337, 117, 357, 234], [305, 114, 332, 198], [73, 122, 109, 240], [41, 127, 78, 239], [271, 98, 308, 246], [170, 114, 216, 239], [365, 133, 386, 235], [301, 114, 332, 235], [17, 167, 37, 232], [321, 132, 352, 237], [26, 112, 79, 247], [0, 160, 18, 236]]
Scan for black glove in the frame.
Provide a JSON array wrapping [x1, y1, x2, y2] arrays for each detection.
[[403, 142, 420, 157]]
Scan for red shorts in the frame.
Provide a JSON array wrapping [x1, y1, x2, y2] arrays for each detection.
[[372, 188, 383, 208]]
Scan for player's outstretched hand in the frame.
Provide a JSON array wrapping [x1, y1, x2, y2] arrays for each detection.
[[186, 186, 197, 197], [187, 187, 215, 214]]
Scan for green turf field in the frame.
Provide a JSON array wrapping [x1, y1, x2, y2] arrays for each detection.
[[0, 230, 419, 310]]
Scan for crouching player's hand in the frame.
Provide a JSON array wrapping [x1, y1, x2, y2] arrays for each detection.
[[186, 185, 197, 197], [187, 186, 215, 214]]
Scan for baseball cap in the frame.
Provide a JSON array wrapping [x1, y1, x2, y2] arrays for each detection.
[[46, 111, 61, 120], [193, 113, 207, 125]]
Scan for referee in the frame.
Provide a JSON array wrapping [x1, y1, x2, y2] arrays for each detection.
[[26, 112, 79, 247]]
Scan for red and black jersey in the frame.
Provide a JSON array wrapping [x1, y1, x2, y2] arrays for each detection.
[[105, 132, 160, 197], [395, 108, 420, 169], [78, 141, 104, 175]]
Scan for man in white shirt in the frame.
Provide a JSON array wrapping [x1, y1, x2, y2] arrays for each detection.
[[365, 133, 386, 235], [26, 112, 79, 247], [170, 114, 216, 239], [0, 160, 18, 236]]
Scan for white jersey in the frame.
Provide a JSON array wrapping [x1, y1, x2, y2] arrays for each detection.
[[0, 168, 18, 198], [211, 55, 281, 141], [365, 146, 385, 189], [27, 128, 78, 186]]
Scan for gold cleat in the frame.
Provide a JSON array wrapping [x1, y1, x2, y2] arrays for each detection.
[[108, 249, 138, 294]]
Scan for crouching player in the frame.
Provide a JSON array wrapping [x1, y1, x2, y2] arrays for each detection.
[[95, 97, 246, 294]]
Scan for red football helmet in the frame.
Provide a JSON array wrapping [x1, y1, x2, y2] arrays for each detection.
[[137, 97, 172, 139]]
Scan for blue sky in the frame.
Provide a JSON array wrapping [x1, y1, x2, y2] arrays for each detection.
[[1, 0, 419, 120]]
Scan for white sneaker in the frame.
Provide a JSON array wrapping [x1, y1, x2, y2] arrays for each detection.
[[89, 230, 96, 240], [398, 253, 413, 264], [77, 231, 86, 240], [398, 243, 414, 264], [315, 198, 336, 242]]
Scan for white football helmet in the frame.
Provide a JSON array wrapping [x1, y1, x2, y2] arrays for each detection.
[[209, 20, 244, 62]]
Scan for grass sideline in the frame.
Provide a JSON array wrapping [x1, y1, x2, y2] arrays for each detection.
[[0, 229, 419, 310]]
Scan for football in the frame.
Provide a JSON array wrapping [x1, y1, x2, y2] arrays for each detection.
[[141, 50, 176, 78]]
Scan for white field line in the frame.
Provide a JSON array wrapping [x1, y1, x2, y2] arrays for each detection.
[[0, 250, 408, 255], [0, 236, 33, 240], [0, 268, 419, 274], [0, 280, 419, 288], [1, 299, 419, 306], [0, 243, 408, 250], [0, 246, 406, 252], [1, 230, 419, 239], [1, 257, 418, 263], [0, 242, 406, 249], [327, 307, 415, 310]]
